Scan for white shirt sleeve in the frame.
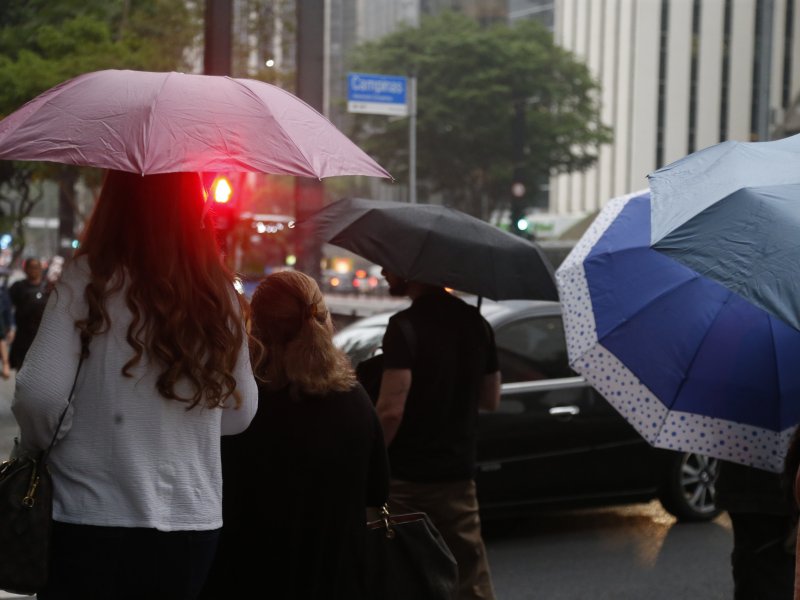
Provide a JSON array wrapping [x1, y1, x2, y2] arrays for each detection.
[[13, 268, 84, 452], [221, 317, 258, 435]]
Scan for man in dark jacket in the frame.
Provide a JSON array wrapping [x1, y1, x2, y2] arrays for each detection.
[[376, 269, 501, 600]]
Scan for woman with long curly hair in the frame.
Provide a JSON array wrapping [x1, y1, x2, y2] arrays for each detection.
[[200, 270, 389, 599], [12, 170, 258, 599]]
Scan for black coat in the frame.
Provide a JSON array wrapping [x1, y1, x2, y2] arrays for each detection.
[[200, 383, 389, 599]]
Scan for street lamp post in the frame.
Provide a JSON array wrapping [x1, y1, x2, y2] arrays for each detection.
[[409, 75, 417, 204]]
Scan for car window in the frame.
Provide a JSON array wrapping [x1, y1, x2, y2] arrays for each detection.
[[494, 315, 573, 382], [334, 326, 385, 366]]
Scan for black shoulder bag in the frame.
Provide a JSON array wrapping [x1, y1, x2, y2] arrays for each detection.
[[366, 503, 459, 600], [0, 337, 88, 595]]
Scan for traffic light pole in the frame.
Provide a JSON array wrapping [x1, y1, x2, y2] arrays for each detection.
[[510, 98, 527, 236], [204, 0, 232, 76], [203, 1, 240, 265], [409, 75, 417, 204], [294, 1, 325, 281]]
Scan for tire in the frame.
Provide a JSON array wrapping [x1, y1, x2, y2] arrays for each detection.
[[658, 451, 722, 522]]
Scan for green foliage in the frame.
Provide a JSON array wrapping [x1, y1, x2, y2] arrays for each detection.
[[0, 0, 201, 261], [350, 12, 612, 218], [231, 0, 295, 89], [0, 0, 200, 115]]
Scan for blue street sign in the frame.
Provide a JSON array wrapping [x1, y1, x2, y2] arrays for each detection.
[[347, 72, 408, 117]]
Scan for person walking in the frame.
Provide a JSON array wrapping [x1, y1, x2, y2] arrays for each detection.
[[782, 426, 800, 600], [716, 460, 795, 599], [12, 170, 258, 600], [200, 270, 389, 599], [8, 257, 49, 371], [375, 268, 501, 600], [0, 281, 14, 378]]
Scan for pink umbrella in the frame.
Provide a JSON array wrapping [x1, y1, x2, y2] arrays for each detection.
[[0, 69, 391, 180]]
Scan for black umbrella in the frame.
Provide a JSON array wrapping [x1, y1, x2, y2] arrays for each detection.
[[297, 197, 558, 301]]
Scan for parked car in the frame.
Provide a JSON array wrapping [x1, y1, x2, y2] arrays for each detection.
[[333, 297, 721, 522]]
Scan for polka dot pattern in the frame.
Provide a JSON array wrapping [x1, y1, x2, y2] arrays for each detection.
[[554, 190, 791, 473], [655, 411, 793, 473], [556, 194, 630, 362], [576, 345, 669, 445]]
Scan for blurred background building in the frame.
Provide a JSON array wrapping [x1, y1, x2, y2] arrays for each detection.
[[15, 0, 800, 263], [550, 0, 800, 216]]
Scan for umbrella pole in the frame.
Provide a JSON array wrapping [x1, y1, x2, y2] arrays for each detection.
[[477, 296, 483, 310]]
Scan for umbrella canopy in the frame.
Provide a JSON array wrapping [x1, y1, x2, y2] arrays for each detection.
[[556, 189, 800, 473], [648, 133, 800, 330], [298, 197, 558, 301], [0, 69, 391, 180]]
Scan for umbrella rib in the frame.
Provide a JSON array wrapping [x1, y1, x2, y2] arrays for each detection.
[[327, 211, 385, 255], [589, 253, 702, 330], [141, 73, 173, 175], [768, 316, 783, 432], [669, 291, 736, 409], [0, 71, 106, 160], [229, 77, 320, 178], [318, 206, 404, 274], [405, 214, 440, 287]]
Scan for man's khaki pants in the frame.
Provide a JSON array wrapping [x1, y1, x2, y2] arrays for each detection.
[[388, 479, 496, 600]]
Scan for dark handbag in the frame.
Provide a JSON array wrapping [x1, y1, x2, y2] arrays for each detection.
[[366, 504, 458, 600], [0, 340, 88, 594], [0, 441, 54, 594]]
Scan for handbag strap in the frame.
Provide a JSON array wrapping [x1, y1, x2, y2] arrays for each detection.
[[41, 334, 90, 463]]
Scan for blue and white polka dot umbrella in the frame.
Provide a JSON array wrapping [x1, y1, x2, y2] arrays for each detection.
[[555, 189, 800, 473]]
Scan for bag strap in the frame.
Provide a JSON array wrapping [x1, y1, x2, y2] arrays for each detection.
[[41, 334, 90, 463]]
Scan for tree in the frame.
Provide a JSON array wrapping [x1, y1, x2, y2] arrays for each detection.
[[0, 0, 202, 262], [350, 12, 612, 219], [231, 0, 295, 88]]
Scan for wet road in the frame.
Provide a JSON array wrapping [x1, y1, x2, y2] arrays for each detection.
[[484, 502, 733, 599]]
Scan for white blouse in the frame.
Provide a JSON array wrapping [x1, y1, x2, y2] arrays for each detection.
[[12, 257, 257, 531]]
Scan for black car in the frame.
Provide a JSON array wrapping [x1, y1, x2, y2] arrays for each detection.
[[333, 298, 721, 522]]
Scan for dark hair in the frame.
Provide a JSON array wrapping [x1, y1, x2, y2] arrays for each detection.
[[75, 170, 246, 409]]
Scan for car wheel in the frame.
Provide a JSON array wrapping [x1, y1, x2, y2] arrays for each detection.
[[658, 451, 722, 522]]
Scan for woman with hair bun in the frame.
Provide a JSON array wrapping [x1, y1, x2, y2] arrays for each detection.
[[201, 270, 389, 599]]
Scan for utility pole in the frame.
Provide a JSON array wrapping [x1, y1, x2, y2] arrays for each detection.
[[408, 75, 417, 204], [294, 1, 326, 281], [755, 0, 774, 141], [204, 0, 234, 258], [204, 0, 232, 76], [510, 98, 530, 238]]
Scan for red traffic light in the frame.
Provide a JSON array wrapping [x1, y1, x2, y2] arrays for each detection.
[[212, 176, 233, 204]]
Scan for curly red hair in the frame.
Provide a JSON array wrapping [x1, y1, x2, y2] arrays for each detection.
[[75, 170, 246, 409]]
